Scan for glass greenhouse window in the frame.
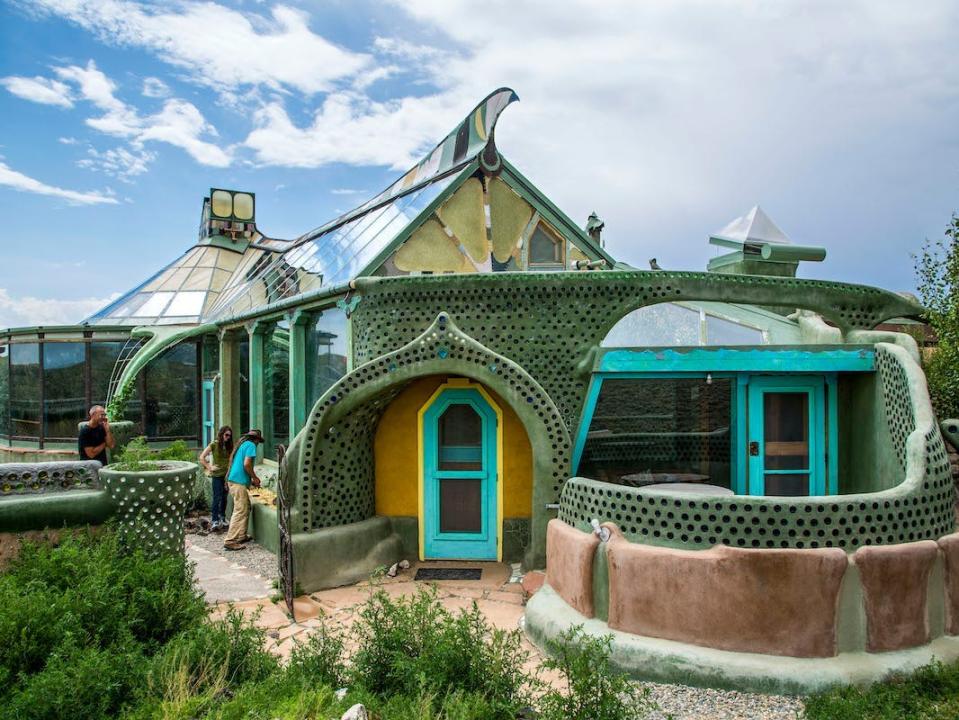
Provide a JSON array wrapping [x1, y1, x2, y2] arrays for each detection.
[[306, 308, 347, 408], [208, 173, 456, 322], [10, 344, 40, 439], [264, 321, 290, 459], [238, 338, 250, 433], [144, 343, 198, 440], [578, 377, 733, 489], [602, 303, 766, 347], [0, 344, 8, 439], [706, 314, 764, 345], [43, 343, 85, 440], [602, 303, 702, 347]]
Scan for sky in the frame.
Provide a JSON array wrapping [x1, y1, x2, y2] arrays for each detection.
[[0, 0, 957, 329]]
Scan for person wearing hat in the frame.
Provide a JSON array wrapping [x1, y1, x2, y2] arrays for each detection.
[[223, 429, 263, 550]]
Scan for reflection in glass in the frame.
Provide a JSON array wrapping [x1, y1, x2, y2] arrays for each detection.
[[43, 343, 85, 439], [90, 341, 142, 431], [438, 403, 483, 471], [578, 377, 732, 488], [144, 343, 198, 439], [306, 308, 347, 408], [264, 322, 290, 459], [10, 344, 40, 439]]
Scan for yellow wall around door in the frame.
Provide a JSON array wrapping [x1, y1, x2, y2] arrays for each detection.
[[374, 376, 532, 518]]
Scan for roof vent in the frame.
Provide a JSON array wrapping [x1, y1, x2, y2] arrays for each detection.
[[707, 205, 825, 278]]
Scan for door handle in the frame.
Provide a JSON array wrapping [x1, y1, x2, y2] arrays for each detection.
[[748, 441, 759, 456]]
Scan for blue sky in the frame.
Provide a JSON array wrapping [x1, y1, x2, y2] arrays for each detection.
[[1, 0, 958, 329]]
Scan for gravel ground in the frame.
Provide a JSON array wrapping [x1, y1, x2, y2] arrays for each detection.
[[186, 525, 280, 585], [644, 682, 804, 720]]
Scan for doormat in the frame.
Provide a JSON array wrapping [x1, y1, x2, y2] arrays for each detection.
[[414, 568, 482, 581]]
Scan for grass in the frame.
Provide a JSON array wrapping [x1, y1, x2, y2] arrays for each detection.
[[804, 660, 959, 720]]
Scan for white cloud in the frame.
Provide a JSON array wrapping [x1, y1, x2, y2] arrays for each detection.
[[0, 288, 121, 329], [0, 160, 118, 205], [8, 60, 230, 168], [331, 188, 365, 195], [0, 75, 73, 107], [141, 76, 169, 98], [31, 1, 370, 96], [78, 145, 156, 181], [58, 136, 79, 145], [244, 91, 467, 169]]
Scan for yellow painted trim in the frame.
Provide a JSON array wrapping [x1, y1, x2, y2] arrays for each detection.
[[416, 379, 504, 562]]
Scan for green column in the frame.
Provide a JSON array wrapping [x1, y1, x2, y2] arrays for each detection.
[[248, 320, 267, 461], [288, 309, 311, 440], [218, 329, 240, 435]]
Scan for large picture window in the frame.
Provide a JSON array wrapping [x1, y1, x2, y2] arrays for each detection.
[[577, 377, 733, 489]]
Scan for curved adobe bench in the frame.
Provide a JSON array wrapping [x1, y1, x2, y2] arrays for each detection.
[[0, 461, 113, 533]]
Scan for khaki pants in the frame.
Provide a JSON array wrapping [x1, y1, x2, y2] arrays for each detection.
[[224, 482, 250, 545]]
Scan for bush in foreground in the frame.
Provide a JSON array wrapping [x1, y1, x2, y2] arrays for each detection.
[[804, 659, 959, 720], [0, 531, 660, 719]]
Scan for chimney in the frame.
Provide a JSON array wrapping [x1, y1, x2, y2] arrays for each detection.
[[586, 211, 605, 247]]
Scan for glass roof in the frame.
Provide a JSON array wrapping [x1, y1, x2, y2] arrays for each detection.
[[204, 172, 458, 321], [84, 88, 520, 327], [86, 245, 246, 326]]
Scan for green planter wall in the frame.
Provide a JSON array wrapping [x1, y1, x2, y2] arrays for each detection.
[[99, 460, 198, 555]]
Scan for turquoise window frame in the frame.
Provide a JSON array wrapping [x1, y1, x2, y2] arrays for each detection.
[[573, 350, 851, 496], [201, 379, 216, 448], [423, 388, 498, 560]]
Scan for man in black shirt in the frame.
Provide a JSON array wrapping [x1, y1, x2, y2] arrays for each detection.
[[78, 405, 115, 465]]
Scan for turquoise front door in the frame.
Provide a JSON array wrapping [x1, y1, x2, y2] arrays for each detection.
[[747, 376, 826, 496], [423, 388, 498, 560]]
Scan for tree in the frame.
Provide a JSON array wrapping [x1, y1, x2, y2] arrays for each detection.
[[914, 213, 959, 418]]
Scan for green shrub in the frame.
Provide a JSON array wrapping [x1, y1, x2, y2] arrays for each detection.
[[350, 586, 534, 718], [538, 626, 655, 720], [0, 635, 148, 720], [0, 529, 207, 716], [144, 607, 278, 702], [288, 622, 348, 689], [805, 659, 959, 720]]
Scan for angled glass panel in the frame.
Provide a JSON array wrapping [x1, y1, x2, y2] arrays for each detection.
[[705, 314, 765, 345], [164, 291, 206, 317], [601, 303, 702, 347], [205, 173, 456, 322], [133, 292, 174, 317]]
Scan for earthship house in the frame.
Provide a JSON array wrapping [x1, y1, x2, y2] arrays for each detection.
[[3, 88, 959, 692]]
